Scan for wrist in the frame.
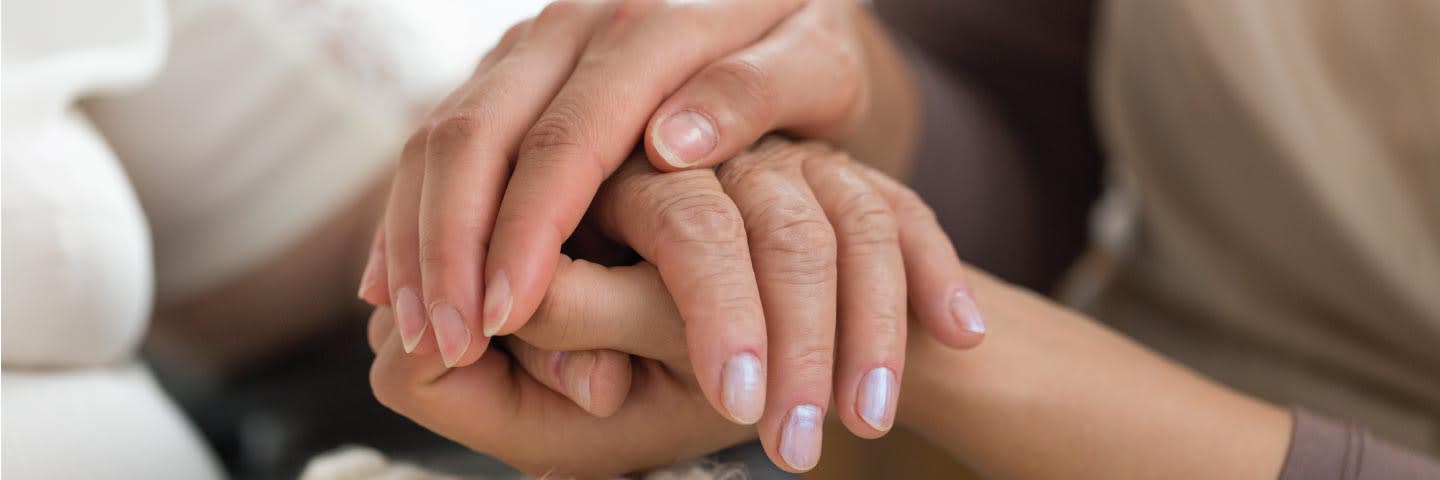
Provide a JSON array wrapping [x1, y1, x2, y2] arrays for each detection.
[[840, 5, 921, 178], [892, 274, 1293, 479]]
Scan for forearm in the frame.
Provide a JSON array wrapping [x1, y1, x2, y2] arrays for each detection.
[[900, 270, 1292, 479]]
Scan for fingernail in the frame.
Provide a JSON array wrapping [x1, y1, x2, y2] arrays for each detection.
[[654, 110, 716, 168], [780, 404, 823, 471], [564, 351, 596, 412], [951, 289, 986, 334], [721, 352, 765, 424], [395, 288, 427, 353], [357, 247, 382, 300], [857, 367, 897, 431], [482, 269, 512, 337], [430, 302, 470, 367]]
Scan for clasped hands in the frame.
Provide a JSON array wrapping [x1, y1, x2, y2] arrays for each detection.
[[355, 1, 982, 476]]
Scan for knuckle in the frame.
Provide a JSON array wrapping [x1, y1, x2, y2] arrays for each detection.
[[535, 0, 587, 27], [784, 342, 836, 380], [754, 204, 836, 256], [867, 309, 904, 338], [709, 56, 779, 121], [610, 0, 663, 23], [427, 112, 491, 165], [523, 102, 589, 156], [654, 191, 745, 247], [752, 205, 838, 285], [501, 18, 534, 40], [834, 191, 899, 249], [520, 102, 608, 179], [399, 127, 431, 167], [416, 234, 450, 272]]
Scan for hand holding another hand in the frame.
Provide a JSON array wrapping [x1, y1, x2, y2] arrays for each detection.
[[368, 139, 983, 476]]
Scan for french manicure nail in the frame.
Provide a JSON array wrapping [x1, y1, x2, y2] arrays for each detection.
[[395, 288, 427, 353], [721, 353, 765, 424], [780, 404, 823, 471], [654, 110, 716, 168], [857, 367, 897, 431], [951, 289, 986, 334], [565, 351, 595, 412], [357, 247, 382, 300], [482, 269, 512, 337], [430, 302, 470, 367]]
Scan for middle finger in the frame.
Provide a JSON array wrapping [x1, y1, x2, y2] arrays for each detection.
[[716, 142, 838, 473]]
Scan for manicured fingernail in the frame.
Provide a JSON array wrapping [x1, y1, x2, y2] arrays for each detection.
[[482, 269, 512, 337], [430, 302, 470, 367], [395, 288, 427, 353], [721, 352, 765, 424], [857, 367, 897, 431], [564, 351, 596, 412], [780, 404, 823, 471], [654, 110, 716, 168], [357, 247, 382, 300], [951, 289, 986, 334]]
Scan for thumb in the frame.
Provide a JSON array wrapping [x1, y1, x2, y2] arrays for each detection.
[[644, 2, 865, 171]]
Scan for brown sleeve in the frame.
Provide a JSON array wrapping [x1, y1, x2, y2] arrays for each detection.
[[1281, 408, 1440, 480]]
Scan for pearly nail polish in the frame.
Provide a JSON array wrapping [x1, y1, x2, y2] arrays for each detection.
[[857, 367, 897, 431], [722, 352, 765, 424], [951, 289, 986, 334], [780, 404, 823, 471]]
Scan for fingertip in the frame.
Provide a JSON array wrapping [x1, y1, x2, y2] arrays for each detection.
[[580, 350, 632, 418], [925, 287, 986, 350]]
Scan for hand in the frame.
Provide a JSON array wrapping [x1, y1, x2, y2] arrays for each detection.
[[369, 139, 983, 475], [354, 0, 896, 375]]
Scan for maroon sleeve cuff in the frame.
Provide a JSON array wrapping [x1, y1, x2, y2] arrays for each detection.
[[1280, 407, 1440, 480]]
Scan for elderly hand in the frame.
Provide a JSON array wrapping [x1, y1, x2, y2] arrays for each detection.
[[368, 139, 982, 475], [354, 0, 913, 418]]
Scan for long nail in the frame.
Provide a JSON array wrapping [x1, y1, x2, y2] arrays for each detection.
[[395, 289, 428, 353], [780, 404, 823, 471], [564, 351, 596, 412], [857, 367, 897, 431], [653, 110, 716, 168], [430, 302, 470, 367], [357, 246, 382, 300], [482, 269, 512, 337], [951, 289, 986, 334], [721, 353, 765, 424]]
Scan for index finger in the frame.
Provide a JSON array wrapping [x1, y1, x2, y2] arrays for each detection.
[[478, 0, 805, 339]]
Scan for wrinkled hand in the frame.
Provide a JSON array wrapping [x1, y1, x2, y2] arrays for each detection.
[[369, 140, 983, 475], [355, 0, 877, 396]]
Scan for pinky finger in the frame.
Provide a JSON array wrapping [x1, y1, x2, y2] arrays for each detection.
[[859, 169, 986, 349]]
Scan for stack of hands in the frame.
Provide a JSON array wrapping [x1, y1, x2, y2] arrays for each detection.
[[354, 0, 983, 476], [346, 1, 1440, 479]]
